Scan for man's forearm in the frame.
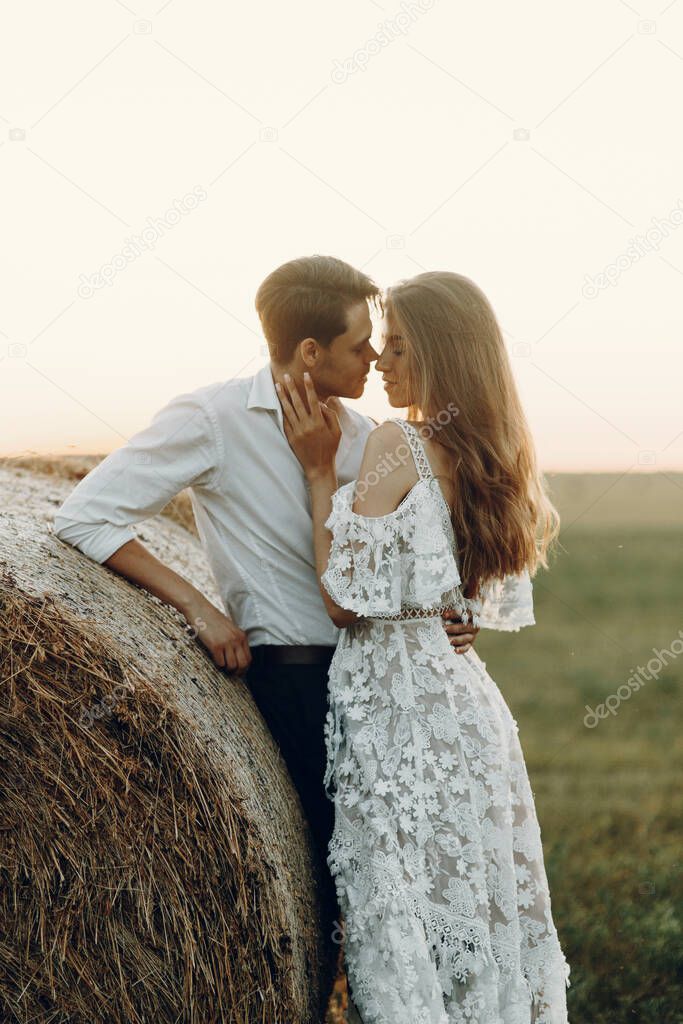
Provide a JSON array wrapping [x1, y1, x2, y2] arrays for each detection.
[[104, 539, 252, 672], [104, 538, 207, 620]]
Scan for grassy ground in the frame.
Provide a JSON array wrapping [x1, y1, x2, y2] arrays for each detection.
[[475, 474, 683, 1023]]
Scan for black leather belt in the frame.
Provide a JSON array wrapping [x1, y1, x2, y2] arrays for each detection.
[[250, 644, 336, 667]]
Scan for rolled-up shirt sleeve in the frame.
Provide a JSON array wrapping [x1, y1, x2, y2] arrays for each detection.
[[52, 390, 222, 564]]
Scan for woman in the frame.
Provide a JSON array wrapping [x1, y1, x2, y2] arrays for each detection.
[[277, 271, 571, 1024]]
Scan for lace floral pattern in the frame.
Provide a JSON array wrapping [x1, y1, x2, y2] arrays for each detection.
[[321, 421, 570, 1024], [477, 574, 535, 633], [322, 477, 535, 634], [322, 477, 473, 622]]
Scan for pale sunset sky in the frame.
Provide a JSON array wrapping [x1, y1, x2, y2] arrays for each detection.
[[1, 0, 682, 471]]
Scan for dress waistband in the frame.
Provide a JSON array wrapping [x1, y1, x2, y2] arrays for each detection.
[[370, 605, 452, 622]]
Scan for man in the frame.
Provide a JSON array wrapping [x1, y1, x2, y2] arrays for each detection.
[[52, 255, 478, 1018]]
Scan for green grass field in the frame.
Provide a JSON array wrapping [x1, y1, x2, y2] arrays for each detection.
[[477, 473, 683, 1023]]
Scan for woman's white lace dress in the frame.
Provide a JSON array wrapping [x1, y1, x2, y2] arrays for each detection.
[[321, 419, 571, 1024]]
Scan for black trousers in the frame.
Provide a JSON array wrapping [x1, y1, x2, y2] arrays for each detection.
[[244, 646, 341, 1016]]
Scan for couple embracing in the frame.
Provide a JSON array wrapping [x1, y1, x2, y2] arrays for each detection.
[[54, 256, 570, 1024]]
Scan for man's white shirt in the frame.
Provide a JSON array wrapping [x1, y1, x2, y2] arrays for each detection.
[[52, 364, 375, 646]]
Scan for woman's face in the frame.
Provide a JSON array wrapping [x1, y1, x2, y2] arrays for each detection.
[[376, 309, 412, 408]]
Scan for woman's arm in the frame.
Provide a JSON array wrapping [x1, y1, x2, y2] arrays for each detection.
[[277, 373, 360, 626], [279, 377, 417, 627], [306, 426, 415, 625], [306, 468, 358, 627]]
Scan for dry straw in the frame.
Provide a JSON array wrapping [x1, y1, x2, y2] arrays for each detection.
[[0, 463, 330, 1024]]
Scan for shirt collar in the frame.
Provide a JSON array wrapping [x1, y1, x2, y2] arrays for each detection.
[[247, 363, 280, 413]]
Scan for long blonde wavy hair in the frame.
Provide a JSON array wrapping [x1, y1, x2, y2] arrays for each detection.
[[384, 271, 559, 597]]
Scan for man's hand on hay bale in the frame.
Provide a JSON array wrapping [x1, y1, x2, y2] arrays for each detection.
[[103, 538, 252, 676], [182, 592, 252, 674]]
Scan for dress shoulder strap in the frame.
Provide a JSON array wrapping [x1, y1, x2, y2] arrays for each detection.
[[391, 419, 433, 482]]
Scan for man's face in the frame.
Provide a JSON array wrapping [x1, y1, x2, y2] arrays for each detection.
[[312, 300, 379, 400]]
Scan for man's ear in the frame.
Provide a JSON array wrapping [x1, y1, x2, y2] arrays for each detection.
[[299, 337, 319, 368]]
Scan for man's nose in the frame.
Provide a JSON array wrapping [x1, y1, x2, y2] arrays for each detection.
[[368, 346, 380, 363]]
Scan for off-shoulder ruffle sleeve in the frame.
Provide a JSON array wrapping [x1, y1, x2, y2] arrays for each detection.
[[321, 480, 463, 618], [475, 570, 535, 631]]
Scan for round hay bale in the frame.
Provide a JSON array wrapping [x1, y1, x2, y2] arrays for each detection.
[[0, 465, 331, 1024]]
